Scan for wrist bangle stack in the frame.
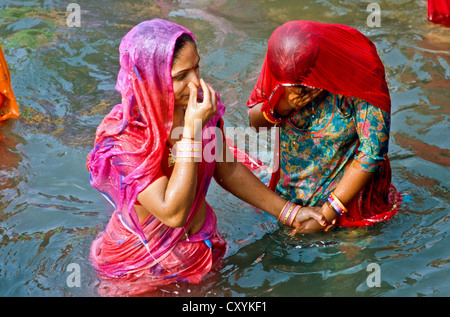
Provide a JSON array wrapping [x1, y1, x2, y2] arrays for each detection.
[[326, 192, 347, 216], [172, 139, 202, 160], [278, 202, 302, 227]]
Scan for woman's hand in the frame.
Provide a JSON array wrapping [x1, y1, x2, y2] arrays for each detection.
[[290, 205, 336, 235], [183, 78, 217, 138], [290, 206, 328, 230], [274, 86, 324, 116]]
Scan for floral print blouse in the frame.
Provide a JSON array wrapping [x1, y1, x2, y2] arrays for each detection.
[[276, 91, 390, 207]]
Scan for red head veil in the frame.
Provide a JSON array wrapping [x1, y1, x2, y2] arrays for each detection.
[[247, 21, 391, 114]]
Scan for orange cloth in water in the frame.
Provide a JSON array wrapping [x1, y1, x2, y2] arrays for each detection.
[[0, 45, 19, 121]]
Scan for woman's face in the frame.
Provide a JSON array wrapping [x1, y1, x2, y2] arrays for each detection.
[[171, 42, 200, 107], [281, 85, 324, 110]]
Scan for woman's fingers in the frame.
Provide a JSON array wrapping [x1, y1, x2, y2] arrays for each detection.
[[296, 207, 327, 226], [209, 84, 217, 111], [324, 222, 335, 232], [292, 88, 324, 110], [289, 223, 303, 236], [188, 81, 198, 108], [290, 216, 336, 236], [199, 79, 210, 106], [198, 79, 217, 111], [185, 79, 217, 132], [310, 211, 327, 227]]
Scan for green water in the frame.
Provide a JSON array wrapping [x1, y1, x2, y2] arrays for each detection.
[[0, 0, 448, 297]]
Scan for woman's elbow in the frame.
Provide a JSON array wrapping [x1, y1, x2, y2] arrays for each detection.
[[164, 218, 185, 229], [163, 210, 189, 228]]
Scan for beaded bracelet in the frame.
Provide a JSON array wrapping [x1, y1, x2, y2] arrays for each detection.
[[326, 192, 347, 216]]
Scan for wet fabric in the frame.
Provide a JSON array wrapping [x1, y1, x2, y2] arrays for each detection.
[[247, 21, 401, 227], [428, 0, 450, 27], [0, 45, 19, 121], [91, 202, 227, 296], [87, 19, 226, 293]]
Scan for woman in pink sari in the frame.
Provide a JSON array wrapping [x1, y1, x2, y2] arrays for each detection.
[[87, 19, 327, 296]]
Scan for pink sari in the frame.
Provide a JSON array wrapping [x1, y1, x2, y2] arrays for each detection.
[[87, 19, 226, 296]]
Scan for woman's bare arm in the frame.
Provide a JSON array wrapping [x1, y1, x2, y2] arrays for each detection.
[[248, 103, 276, 131], [214, 138, 327, 228], [137, 79, 217, 227]]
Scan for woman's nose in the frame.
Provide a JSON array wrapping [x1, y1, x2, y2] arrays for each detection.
[[189, 72, 200, 87]]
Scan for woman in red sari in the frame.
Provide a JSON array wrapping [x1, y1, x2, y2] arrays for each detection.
[[87, 19, 327, 296], [248, 21, 402, 233]]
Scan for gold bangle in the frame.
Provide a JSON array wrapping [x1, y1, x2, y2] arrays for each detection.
[[262, 110, 279, 124], [278, 201, 290, 221]]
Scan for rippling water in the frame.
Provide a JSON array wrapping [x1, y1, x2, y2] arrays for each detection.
[[0, 0, 448, 297]]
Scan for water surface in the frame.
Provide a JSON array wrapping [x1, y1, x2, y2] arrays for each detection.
[[0, 0, 448, 297]]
